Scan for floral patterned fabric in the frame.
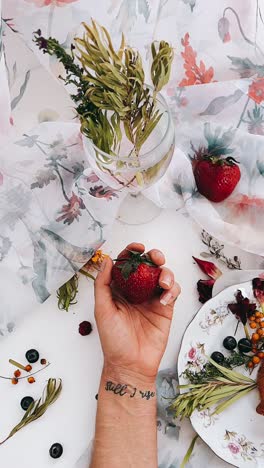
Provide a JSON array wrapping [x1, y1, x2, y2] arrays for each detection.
[[0, 1, 11, 140], [0, 1, 264, 466]]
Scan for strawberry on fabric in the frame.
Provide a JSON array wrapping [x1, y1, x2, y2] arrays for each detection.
[[112, 250, 161, 304], [191, 124, 241, 203]]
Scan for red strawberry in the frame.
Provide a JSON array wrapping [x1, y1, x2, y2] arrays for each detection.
[[112, 250, 161, 304], [193, 154, 241, 203]]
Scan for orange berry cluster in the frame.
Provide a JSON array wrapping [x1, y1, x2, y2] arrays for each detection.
[[247, 311, 264, 369], [11, 358, 46, 385]]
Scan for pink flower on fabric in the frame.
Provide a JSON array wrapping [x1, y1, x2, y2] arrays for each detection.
[[25, 0, 78, 7], [228, 443, 240, 455], [188, 347, 196, 360], [56, 193, 85, 225], [248, 78, 264, 104]]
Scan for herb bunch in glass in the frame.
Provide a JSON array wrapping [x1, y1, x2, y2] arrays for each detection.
[[34, 20, 175, 193]]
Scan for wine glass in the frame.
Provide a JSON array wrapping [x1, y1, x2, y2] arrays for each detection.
[[83, 92, 175, 224]]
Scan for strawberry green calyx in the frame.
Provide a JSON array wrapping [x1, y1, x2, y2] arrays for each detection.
[[115, 251, 157, 280]]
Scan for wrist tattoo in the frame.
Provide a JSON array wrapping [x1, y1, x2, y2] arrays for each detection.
[[105, 381, 155, 400]]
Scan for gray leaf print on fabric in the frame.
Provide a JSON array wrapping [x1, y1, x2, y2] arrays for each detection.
[[0, 185, 32, 231], [31, 168, 57, 189], [11, 70, 31, 110], [138, 0, 151, 21], [108, 0, 150, 32], [0, 236, 12, 261], [15, 134, 39, 148], [156, 368, 181, 439], [257, 160, 264, 175], [200, 89, 243, 116], [31, 238, 50, 303], [182, 0, 196, 12], [40, 228, 94, 265]]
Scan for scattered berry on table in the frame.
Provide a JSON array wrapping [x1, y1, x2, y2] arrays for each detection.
[[12, 378, 19, 385], [25, 365, 32, 373], [223, 336, 237, 351], [26, 349, 39, 364], [79, 321, 92, 336], [40, 358, 47, 365], [21, 396, 34, 411], [211, 351, 224, 364], [14, 369, 21, 378], [49, 443, 63, 459], [27, 377, 35, 384]]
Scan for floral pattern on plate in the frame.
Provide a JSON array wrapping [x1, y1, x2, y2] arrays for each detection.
[[199, 303, 230, 334], [223, 430, 264, 463]]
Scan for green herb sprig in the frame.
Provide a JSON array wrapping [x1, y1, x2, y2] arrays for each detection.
[[57, 274, 79, 312], [182, 351, 250, 384], [34, 20, 174, 157], [169, 358, 256, 419], [0, 378, 62, 445]]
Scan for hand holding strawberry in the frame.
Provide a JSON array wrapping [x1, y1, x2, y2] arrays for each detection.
[[94, 243, 181, 382]]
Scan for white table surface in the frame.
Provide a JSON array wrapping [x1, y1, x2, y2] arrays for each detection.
[[0, 208, 262, 468]]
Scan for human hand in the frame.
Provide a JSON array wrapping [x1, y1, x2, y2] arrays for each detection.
[[94, 243, 181, 384]]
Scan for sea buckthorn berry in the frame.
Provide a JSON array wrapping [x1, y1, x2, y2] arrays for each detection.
[[248, 361, 254, 368], [12, 378, 19, 385], [257, 352, 264, 359], [250, 322, 257, 329], [27, 377, 35, 384], [255, 311, 262, 318], [25, 365, 32, 372], [14, 369, 21, 378], [253, 356, 260, 364], [252, 333, 260, 342], [249, 315, 256, 321]]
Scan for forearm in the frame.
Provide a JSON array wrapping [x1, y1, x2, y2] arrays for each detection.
[[90, 365, 158, 468]]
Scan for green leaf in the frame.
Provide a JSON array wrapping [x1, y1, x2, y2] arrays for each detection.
[[180, 434, 199, 468]]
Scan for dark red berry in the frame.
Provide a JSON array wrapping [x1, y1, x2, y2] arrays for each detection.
[[79, 321, 92, 336]]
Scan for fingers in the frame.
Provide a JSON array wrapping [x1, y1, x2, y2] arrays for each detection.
[[160, 281, 181, 307], [117, 243, 165, 268], [117, 242, 145, 259], [159, 267, 174, 289], [94, 256, 115, 314], [147, 249, 165, 266]]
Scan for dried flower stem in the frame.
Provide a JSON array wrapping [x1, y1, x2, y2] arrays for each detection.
[[0, 378, 62, 445], [0, 363, 50, 381], [201, 230, 242, 270]]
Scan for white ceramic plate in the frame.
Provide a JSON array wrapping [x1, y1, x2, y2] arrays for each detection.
[[178, 281, 264, 468]]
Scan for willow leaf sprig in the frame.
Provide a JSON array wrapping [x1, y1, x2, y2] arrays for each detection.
[[34, 20, 174, 156], [169, 358, 256, 419], [0, 378, 62, 445]]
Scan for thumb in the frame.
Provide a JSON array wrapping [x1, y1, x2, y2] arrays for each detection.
[[94, 256, 115, 314]]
